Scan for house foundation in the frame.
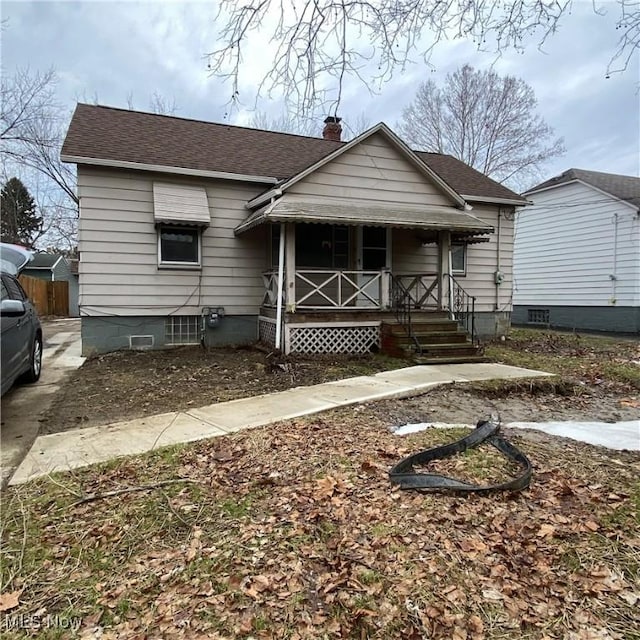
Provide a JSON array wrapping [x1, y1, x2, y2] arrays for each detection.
[[80, 315, 259, 356]]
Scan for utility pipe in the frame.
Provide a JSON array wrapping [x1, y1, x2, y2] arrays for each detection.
[[275, 222, 286, 350]]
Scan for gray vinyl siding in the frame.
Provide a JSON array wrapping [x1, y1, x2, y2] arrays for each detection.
[[51, 257, 72, 282], [77, 167, 268, 316], [288, 132, 454, 207], [21, 267, 53, 281], [513, 181, 640, 308], [392, 205, 514, 313], [22, 257, 70, 282]]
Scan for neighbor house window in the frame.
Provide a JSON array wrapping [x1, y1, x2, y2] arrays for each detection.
[[158, 226, 201, 267], [528, 308, 550, 325], [451, 243, 466, 275]]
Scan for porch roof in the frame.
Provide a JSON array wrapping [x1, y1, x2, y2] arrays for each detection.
[[234, 199, 494, 236]]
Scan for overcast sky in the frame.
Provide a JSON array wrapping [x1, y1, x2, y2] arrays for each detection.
[[2, 0, 639, 188]]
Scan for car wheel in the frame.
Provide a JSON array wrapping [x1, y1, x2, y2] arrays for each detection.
[[23, 335, 42, 383]]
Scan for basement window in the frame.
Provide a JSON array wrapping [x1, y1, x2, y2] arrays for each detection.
[[158, 226, 201, 267], [165, 316, 200, 345], [528, 308, 550, 325]]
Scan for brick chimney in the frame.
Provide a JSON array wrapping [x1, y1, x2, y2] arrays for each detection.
[[322, 116, 342, 141]]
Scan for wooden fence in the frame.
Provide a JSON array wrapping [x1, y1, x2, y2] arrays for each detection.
[[18, 275, 69, 317]]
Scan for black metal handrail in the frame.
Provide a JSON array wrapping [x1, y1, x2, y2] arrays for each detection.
[[446, 274, 477, 345], [391, 276, 422, 355]]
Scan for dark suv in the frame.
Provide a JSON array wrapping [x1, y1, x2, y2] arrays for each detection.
[[1, 245, 43, 396]]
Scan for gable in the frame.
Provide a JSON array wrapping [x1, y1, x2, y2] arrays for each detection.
[[287, 132, 457, 208], [528, 178, 630, 211], [526, 169, 640, 210]]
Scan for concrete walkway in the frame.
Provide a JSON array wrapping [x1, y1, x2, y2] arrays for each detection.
[[1, 319, 84, 488], [9, 362, 552, 485]]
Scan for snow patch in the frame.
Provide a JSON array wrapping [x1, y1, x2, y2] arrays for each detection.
[[392, 423, 471, 436], [508, 421, 639, 451], [393, 420, 639, 451]]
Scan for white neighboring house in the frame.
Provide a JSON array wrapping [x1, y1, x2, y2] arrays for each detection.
[[513, 169, 640, 334]]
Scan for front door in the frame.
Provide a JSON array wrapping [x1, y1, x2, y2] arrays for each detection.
[[356, 226, 390, 307]]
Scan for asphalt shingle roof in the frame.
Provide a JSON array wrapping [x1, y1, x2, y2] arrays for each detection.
[[62, 104, 526, 204], [527, 169, 640, 209], [27, 254, 62, 269]]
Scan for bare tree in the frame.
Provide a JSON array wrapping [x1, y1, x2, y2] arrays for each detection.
[[148, 92, 179, 115], [208, 0, 639, 114], [1, 68, 58, 146], [397, 65, 565, 188], [249, 111, 318, 136], [250, 109, 372, 140], [1, 67, 78, 250]]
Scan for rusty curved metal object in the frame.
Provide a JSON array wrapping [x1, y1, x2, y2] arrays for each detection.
[[389, 420, 532, 493]]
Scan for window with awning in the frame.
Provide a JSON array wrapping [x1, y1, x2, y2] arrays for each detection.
[[153, 183, 210, 226]]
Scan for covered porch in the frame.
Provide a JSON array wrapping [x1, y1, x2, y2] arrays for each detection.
[[235, 198, 494, 355]]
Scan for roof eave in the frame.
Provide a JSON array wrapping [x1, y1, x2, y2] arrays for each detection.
[[462, 194, 531, 206], [524, 178, 640, 211], [60, 154, 279, 185]]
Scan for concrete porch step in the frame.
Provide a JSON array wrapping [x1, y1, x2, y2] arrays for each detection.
[[393, 330, 470, 345], [411, 343, 481, 358], [385, 320, 461, 333], [412, 354, 490, 365]]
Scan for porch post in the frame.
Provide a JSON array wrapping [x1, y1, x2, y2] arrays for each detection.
[[274, 222, 286, 350], [437, 230, 451, 312], [285, 222, 296, 312]]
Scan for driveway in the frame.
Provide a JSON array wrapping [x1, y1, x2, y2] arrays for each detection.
[[0, 318, 84, 488]]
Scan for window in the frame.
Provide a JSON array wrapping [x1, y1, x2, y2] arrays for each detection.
[[158, 226, 201, 267], [451, 243, 466, 275], [528, 308, 550, 325], [3, 276, 26, 300], [165, 316, 200, 344], [362, 226, 387, 270], [296, 224, 350, 269], [271, 224, 281, 267]]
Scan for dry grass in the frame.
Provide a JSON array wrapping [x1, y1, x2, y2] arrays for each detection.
[[486, 328, 640, 392], [2, 403, 639, 639]]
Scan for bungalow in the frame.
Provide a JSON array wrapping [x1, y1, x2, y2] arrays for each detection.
[[61, 105, 527, 359]]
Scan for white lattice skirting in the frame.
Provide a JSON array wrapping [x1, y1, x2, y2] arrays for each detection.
[[286, 323, 381, 355], [258, 317, 277, 347]]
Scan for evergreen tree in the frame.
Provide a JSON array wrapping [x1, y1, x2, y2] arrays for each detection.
[[0, 177, 42, 247]]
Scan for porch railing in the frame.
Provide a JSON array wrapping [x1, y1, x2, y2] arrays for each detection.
[[447, 274, 477, 344], [262, 271, 283, 307], [390, 276, 423, 355], [391, 274, 439, 310], [262, 270, 477, 345], [295, 270, 388, 309]]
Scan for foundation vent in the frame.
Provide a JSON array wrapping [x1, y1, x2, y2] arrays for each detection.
[[130, 335, 154, 350]]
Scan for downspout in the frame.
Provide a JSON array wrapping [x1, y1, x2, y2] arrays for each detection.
[[495, 209, 502, 311], [447, 246, 453, 319], [275, 222, 286, 350], [610, 213, 619, 305]]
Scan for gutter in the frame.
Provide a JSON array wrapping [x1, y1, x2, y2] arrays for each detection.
[[246, 188, 283, 210], [60, 155, 279, 185], [462, 195, 531, 206]]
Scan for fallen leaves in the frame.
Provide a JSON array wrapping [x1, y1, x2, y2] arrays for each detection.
[[1, 407, 639, 640], [0, 589, 21, 612]]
